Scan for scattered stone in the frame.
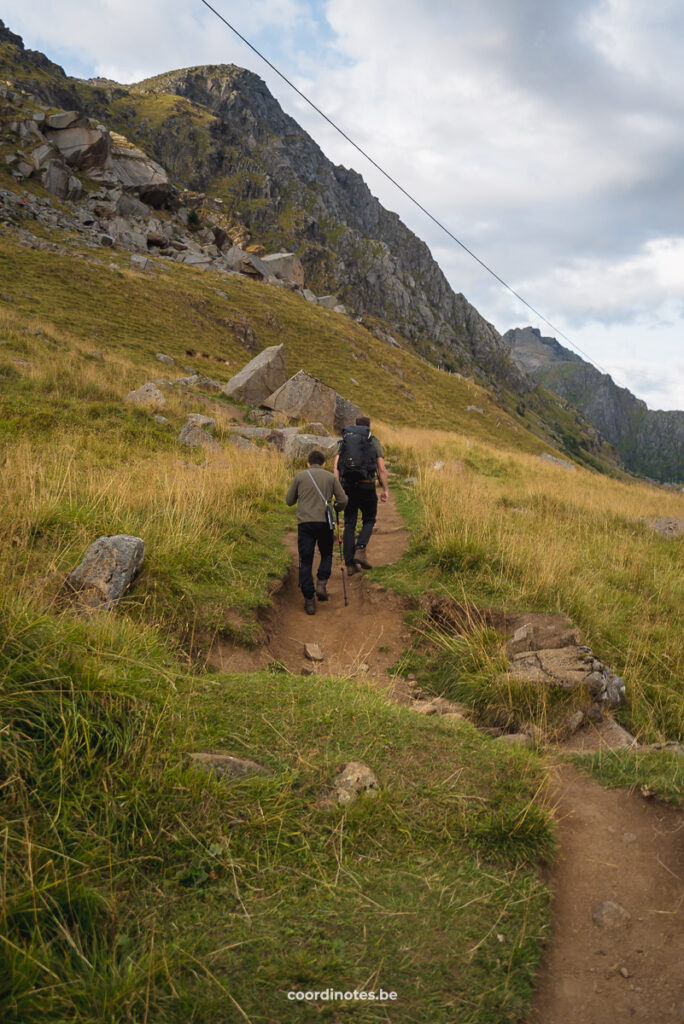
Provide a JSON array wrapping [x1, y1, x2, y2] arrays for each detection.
[[66, 534, 145, 609], [304, 643, 324, 662], [125, 382, 167, 408], [592, 901, 631, 928], [178, 422, 221, 450], [187, 752, 269, 779], [228, 435, 257, 451], [156, 352, 175, 365], [185, 413, 215, 431], [153, 415, 169, 424], [411, 701, 438, 715], [466, 405, 484, 414], [300, 664, 316, 676], [564, 710, 586, 735], [619, 967, 630, 979], [130, 253, 152, 272], [330, 761, 380, 806], [540, 452, 576, 470], [640, 517, 684, 539], [222, 344, 288, 406]]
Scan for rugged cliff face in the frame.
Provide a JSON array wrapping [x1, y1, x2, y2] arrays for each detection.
[[504, 327, 684, 482], [116, 64, 524, 385]]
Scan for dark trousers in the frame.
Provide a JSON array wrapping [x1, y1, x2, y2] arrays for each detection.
[[342, 483, 378, 565], [297, 522, 333, 599]]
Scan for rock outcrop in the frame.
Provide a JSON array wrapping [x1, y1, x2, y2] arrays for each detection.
[[262, 370, 338, 427]]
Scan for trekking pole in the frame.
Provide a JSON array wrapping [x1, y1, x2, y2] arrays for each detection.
[[335, 507, 348, 607]]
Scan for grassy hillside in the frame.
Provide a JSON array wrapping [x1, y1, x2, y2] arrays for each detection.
[[1, 184, 681, 1022]]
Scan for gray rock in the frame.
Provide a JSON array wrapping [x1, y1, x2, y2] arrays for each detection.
[[153, 415, 169, 424], [263, 370, 337, 427], [66, 534, 145, 609], [108, 132, 174, 208], [302, 288, 318, 303], [301, 422, 330, 436], [222, 245, 270, 279], [304, 643, 324, 662], [187, 752, 269, 779], [156, 353, 175, 365], [130, 253, 153, 272], [222, 344, 287, 406], [592, 901, 631, 928], [261, 252, 304, 286], [282, 433, 339, 462], [330, 761, 380, 806], [317, 294, 340, 310], [44, 120, 111, 172], [42, 160, 82, 201], [178, 422, 221, 450], [334, 393, 363, 433], [125, 382, 167, 408], [539, 452, 576, 471], [186, 413, 215, 431], [228, 435, 257, 451], [564, 710, 586, 735], [45, 110, 80, 130]]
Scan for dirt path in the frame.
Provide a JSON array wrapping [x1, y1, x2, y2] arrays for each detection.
[[210, 492, 684, 1021], [528, 763, 683, 1023], [211, 490, 415, 698]]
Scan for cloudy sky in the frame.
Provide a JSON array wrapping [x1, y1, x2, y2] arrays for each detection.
[[5, 0, 684, 409]]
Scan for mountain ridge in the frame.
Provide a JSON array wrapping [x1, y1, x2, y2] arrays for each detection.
[[504, 327, 683, 482]]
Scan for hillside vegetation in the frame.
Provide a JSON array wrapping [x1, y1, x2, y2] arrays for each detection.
[[1, 216, 682, 1022]]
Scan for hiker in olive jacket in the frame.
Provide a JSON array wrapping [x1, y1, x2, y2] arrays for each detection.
[[285, 449, 348, 615]]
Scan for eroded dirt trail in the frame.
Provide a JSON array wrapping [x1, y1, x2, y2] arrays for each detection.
[[209, 492, 684, 1022], [528, 764, 683, 1024], [211, 490, 415, 697]]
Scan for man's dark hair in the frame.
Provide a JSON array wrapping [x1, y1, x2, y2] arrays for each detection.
[[307, 450, 325, 465], [355, 415, 371, 427]]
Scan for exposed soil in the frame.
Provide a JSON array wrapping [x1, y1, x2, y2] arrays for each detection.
[[210, 490, 684, 1021], [528, 763, 683, 1024], [210, 490, 417, 702]]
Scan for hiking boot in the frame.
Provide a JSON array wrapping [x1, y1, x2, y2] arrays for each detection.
[[353, 547, 372, 570], [346, 563, 360, 577], [304, 596, 316, 615], [315, 580, 329, 601]]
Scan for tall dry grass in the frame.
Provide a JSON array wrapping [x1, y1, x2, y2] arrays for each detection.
[[385, 426, 684, 741]]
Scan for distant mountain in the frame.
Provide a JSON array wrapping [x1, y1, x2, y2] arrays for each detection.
[[504, 327, 684, 482]]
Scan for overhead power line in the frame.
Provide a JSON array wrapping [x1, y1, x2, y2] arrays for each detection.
[[197, 0, 616, 378]]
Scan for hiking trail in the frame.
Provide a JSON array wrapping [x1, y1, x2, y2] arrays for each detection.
[[210, 491, 683, 1022]]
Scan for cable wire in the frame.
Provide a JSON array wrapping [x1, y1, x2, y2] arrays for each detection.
[[197, 0, 617, 378]]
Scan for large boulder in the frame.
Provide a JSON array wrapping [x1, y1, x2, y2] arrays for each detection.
[[107, 132, 175, 208], [44, 117, 111, 173], [262, 370, 337, 427], [42, 160, 82, 201], [125, 382, 167, 407], [261, 252, 304, 287], [282, 433, 338, 462], [66, 535, 145, 609], [334, 393, 362, 433], [222, 246, 271, 279], [222, 344, 288, 406], [178, 422, 221, 450]]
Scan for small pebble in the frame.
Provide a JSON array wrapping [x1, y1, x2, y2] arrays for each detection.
[[620, 967, 630, 979]]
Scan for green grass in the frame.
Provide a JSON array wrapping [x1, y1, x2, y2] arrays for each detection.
[[570, 749, 682, 805], [1, 595, 554, 1023]]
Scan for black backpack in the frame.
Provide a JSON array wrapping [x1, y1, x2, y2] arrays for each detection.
[[338, 425, 377, 484]]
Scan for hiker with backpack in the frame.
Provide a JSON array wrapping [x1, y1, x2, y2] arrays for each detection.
[[334, 416, 389, 574], [285, 449, 348, 615]]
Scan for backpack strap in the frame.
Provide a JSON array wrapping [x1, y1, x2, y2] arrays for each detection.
[[306, 470, 335, 530]]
